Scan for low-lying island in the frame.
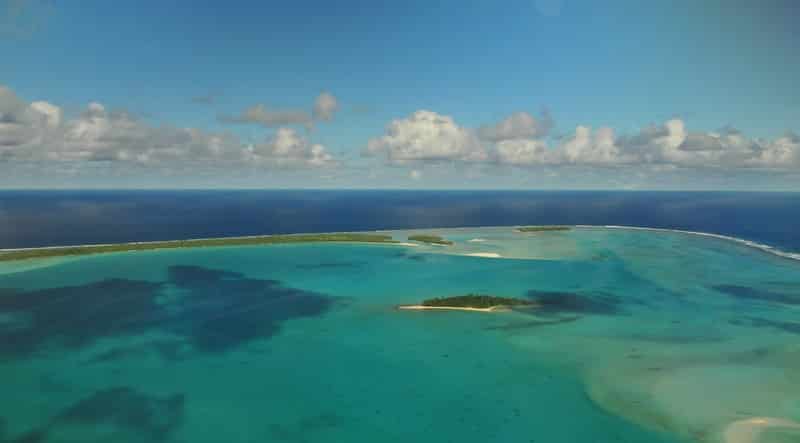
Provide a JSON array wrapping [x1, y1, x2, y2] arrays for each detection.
[[397, 294, 536, 312]]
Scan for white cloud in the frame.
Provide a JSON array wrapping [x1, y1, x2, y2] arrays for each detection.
[[560, 126, 626, 165], [409, 169, 422, 180], [0, 85, 59, 156], [495, 138, 552, 165], [367, 110, 800, 173], [247, 127, 334, 168], [365, 110, 487, 163], [0, 84, 335, 169], [619, 119, 760, 168], [750, 133, 800, 168], [478, 111, 553, 141], [312, 92, 339, 122]]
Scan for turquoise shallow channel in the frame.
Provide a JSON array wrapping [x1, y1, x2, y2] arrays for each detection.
[[1, 226, 799, 443]]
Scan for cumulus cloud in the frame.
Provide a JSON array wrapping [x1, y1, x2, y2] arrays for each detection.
[[494, 138, 552, 165], [0, 85, 57, 154], [750, 132, 800, 168], [617, 119, 761, 168], [221, 92, 339, 130], [560, 126, 627, 165], [365, 110, 487, 163], [478, 111, 553, 141], [247, 127, 334, 168], [367, 109, 800, 171], [0, 84, 335, 168]]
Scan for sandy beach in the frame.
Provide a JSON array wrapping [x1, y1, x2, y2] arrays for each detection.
[[396, 304, 510, 312], [464, 252, 502, 258], [722, 417, 800, 443]]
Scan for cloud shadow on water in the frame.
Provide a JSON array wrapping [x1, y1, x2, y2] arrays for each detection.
[[0, 265, 336, 359]]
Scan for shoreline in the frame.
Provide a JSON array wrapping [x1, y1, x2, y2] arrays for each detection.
[[396, 304, 512, 312], [1, 224, 798, 264]]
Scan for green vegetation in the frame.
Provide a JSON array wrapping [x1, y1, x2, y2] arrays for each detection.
[[407, 234, 454, 245], [421, 294, 535, 308], [515, 226, 571, 232], [0, 233, 397, 262]]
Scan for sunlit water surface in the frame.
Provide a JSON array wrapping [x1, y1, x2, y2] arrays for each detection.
[[1, 227, 799, 443]]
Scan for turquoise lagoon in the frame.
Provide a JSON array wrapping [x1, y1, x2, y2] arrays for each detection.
[[1, 227, 799, 443]]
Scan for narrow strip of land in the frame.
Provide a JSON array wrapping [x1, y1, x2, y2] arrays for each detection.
[[0, 233, 399, 262], [407, 234, 454, 245], [515, 226, 571, 232], [397, 305, 509, 312], [397, 294, 537, 313]]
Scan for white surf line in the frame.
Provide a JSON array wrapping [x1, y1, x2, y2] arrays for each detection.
[[467, 238, 487, 242], [575, 225, 800, 262], [723, 417, 800, 443]]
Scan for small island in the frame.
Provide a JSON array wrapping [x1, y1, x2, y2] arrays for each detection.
[[515, 226, 571, 232], [397, 294, 536, 312], [407, 234, 454, 245], [0, 233, 398, 262]]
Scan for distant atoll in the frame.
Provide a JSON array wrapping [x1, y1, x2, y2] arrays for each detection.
[[397, 294, 536, 312], [0, 233, 398, 262], [515, 226, 571, 232], [407, 234, 454, 245]]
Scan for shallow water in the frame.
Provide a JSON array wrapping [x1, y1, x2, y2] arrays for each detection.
[[1, 227, 799, 443]]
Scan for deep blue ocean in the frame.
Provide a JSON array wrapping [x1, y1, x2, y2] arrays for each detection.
[[1, 190, 799, 252]]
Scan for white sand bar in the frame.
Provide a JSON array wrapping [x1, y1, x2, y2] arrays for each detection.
[[396, 305, 509, 312], [464, 252, 502, 258], [723, 417, 800, 443]]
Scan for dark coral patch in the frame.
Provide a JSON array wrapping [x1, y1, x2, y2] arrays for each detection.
[[11, 387, 184, 443], [730, 317, 800, 334], [0, 279, 163, 358], [525, 290, 626, 315], [0, 265, 335, 358], [163, 265, 333, 352], [713, 285, 800, 305]]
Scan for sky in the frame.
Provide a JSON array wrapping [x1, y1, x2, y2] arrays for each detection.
[[1, 0, 799, 190]]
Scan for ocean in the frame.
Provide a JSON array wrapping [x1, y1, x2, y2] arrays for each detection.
[[1, 191, 799, 443]]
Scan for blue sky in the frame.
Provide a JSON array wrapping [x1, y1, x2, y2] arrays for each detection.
[[1, 0, 799, 189]]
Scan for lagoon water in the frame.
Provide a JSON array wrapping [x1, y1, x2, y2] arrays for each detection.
[[1, 226, 800, 443]]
